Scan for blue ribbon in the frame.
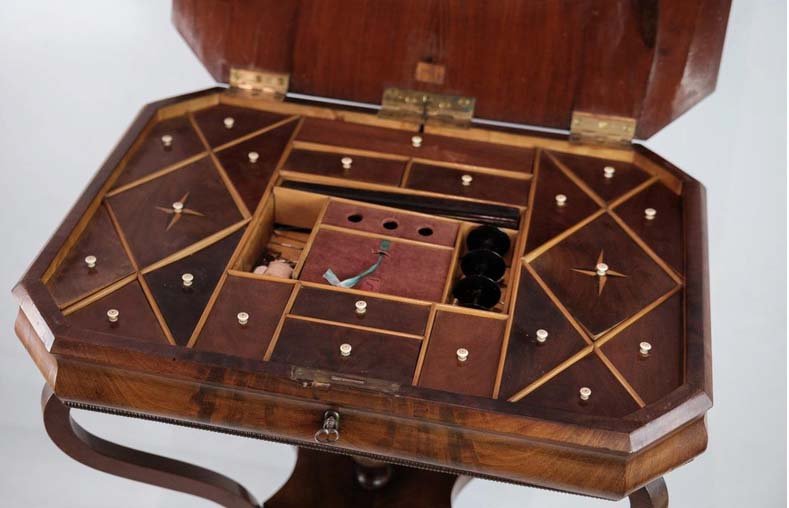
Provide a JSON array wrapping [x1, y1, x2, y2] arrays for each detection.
[[323, 240, 391, 288]]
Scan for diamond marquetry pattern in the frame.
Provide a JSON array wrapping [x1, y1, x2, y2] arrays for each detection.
[[529, 214, 678, 337], [106, 157, 243, 268]]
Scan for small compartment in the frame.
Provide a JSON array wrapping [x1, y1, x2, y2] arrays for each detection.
[[113, 114, 204, 189], [298, 228, 454, 302], [270, 317, 421, 385], [290, 285, 430, 336], [418, 310, 506, 398], [65, 280, 169, 344], [613, 180, 684, 274], [513, 352, 640, 418], [415, 133, 535, 173], [143, 229, 243, 346], [549, 151, 650, 203], [195, 275, 294, 360], [599, 292, 683, 405], [214, 120, 299, 212], [296, 117, 419, 156], [447, 223, 519, 313], [498, 267, 590, 400], [405, 163, 531, 206], [282, 147, 406, 186], [46, 205, 135, 308], [192, 103, 291, 148], [320, 199, 460, 247], [232, 187, 328, 277]]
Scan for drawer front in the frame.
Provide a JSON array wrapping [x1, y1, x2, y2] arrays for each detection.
[[271, 318, 421, 385], [290, 285, 430, 336], [320, 200, 459, 247], [406, 164, 531, 206], [418, 311, 506, 398], [195, 276, 295, 360], [283, 148, 406, 186]]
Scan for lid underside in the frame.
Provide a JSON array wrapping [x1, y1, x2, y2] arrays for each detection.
[[173, 0, 730, 139]]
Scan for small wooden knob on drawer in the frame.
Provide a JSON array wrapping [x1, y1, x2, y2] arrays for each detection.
[[411, 135, 422, 148], [603, 166, 616, 178], [340, 343, 353, 357], [341, 157, 353, 170], [181, 273, 194, 288], [456, 347, 469, 362], [248, 151, 259, 163], [535, 329, 549, 344], [461, 174, 473, 186], [160, 134, 173, 148], [639, 341, 652, 356], [555, 194, 567, 207], [237, 312, 249, 326], [106, 309, 119, 323], [644, 208, 657, 220], [224, 117, 235, 129], [355, 300, 367, 315], [84, 255, 97, 269], [579, 387, 592, 401]]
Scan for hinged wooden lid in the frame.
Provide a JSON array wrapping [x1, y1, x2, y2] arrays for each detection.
[[173, 0, 731, 139]]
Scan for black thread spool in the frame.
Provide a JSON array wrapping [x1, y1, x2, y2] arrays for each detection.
[[466, 225, 511, 257], [460, 249, 506, 282], [452, 275, 501, 310]]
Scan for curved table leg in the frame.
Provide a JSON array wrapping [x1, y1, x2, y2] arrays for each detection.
[[41, 385, 259, 508], [629, 477, 668, 508]]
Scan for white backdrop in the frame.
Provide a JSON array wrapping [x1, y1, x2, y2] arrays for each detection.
[[0, 1, 785, 507]]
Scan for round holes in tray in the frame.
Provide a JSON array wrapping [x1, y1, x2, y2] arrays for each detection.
[[418, 226, 434, 237], [382, 219, 399, 230], [347, 213, 364, 223]]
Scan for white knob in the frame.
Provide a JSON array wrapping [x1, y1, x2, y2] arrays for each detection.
[[579, 387, 592, 401], [535, 329, 549, 343], [595, 263, 609, 276], [340, 343, 352, 357], [645, 208, 657, 220], [161, 134, 173, 148], [456, 347, 469, 362], [603, 166, 616, 179], [85, 255, 97, 269], [461, 174, 473, 186], [224, 117, 235, 129], [248, 151, 259, 164], [172, 201, 184, 214], [355, 300, 367, 315], [237, 312, 249, 326], [181, 273, 194, 288], [106, 309, 119, 323], [639, 341, 652, 356], [341, 157, 353, 170], [411, 135, 422, 148], [555, 194, 567, 207]]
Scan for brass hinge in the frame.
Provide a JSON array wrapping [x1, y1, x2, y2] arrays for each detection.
[[227, 67, 290, 101], [379, 88, 475, 128], [570, 112, 636, 147]]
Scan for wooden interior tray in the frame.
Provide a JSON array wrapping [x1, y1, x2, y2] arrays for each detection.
[[14, 89, 711, 500]]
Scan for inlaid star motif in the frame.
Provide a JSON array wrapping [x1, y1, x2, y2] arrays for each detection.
[[571, 250, 627, 296], [155, 191, 205, 230]]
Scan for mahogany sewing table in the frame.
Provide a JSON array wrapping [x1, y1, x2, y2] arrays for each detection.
[[13, 1, 729, 506]]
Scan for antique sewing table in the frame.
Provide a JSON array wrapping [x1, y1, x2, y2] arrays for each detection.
[[13, 1, 729, 506]]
